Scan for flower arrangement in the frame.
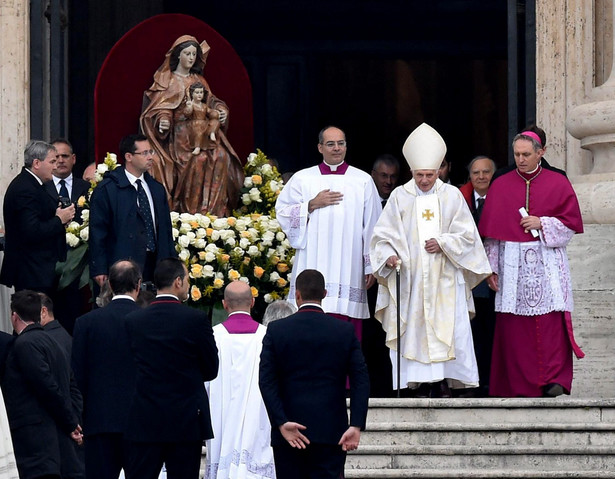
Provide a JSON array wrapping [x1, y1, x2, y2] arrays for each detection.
[[172, 212, 294, 311], [61, 150, 294, 317], [235, 149, 284, 217]]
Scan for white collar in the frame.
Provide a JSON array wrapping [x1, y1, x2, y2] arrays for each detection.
[[25, 168, 43, 185]]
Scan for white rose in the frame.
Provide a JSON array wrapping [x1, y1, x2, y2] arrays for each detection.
[[215, 272, 224, 279], [205, 243, 218, 253], [67, 221, 80, 231], [226, 238, 236, 247], [178, 249, 190, 261], [196, 228, 207, 239], [248, 188, 261, 202], [170, 211, 180, 223], [266, 248, 276, 257], [172, 228, 179, 240], [247, 245, 260, 256], [79, 227, 89, 242], [186, 231, 196, 243], [212, 218, 228, 229], [276, 231, 286, 242], [239, 276, 249, 283], [219, 230, 235, 241], [264, 294, 273, 304], [269, 272, 280, 282], [178, 235, 191, 248], [205, 252, 216, 263], [198, 215, 211, 228], [202, 265, 215, 278], [243, 177, 254, 188], [261, 163, 273, 175], [66, 232, 79, 247], [80, 209, 90, 222], [96, 163, 108, 174], [233, 247, 244, 255], [239, 238, 251, 249], [262, 231, 275, 246], [194, 238, 206, 249], [179, 213, 195, 223], [269, 180, 280, 192], [282, 239, 291, 248], [179, 222, 190, 234], [211, 230, 221, 241], [235, 219, 248, 231], [242, 194, 251, 205], [247, 152, 257, 164]]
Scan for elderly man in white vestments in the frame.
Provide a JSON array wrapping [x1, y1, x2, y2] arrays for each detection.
[[205, 281, 275, 479], [275, 126, 381, 339], [370, 123, 492, 397]]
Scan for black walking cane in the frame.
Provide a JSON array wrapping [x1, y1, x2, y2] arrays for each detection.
[[395, 262, 401, 398]]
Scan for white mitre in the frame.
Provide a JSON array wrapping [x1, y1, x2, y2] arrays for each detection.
[[402, 123, 447, 171]]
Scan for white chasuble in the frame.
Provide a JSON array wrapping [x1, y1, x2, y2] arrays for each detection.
[[369, 179, 492, 388]]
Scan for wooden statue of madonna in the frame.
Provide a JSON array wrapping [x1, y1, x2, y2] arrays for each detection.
[[140, 35, 244, 216]]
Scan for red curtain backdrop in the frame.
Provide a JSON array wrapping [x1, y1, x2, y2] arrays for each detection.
[[94, 13, 253, 165]]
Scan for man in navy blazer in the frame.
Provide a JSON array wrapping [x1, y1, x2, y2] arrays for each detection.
[[89, 134, 176, 286], [259, 269, 370, 479], [124, 257, 218, 479], [72, 260, 142, 479], [0, 140, 75, 293]]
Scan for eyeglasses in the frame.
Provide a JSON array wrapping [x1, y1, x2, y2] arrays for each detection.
[[321, 141, 347, 149], [132, 150, 157, 157]]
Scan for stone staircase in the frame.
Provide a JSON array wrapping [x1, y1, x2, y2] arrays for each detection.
[[345, 398, 615, 478]]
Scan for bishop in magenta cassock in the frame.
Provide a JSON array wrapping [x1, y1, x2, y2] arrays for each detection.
[[479, 130, 585, 397]]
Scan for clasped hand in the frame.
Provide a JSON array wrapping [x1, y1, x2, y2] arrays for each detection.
[[308, 189, 343, 213]]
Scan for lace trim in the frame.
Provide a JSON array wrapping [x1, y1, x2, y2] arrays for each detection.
[[206, 449, 276, 479]]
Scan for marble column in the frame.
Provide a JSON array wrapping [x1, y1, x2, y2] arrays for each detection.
[[0, 0, 29, 332], [537, 0, 615, 398]]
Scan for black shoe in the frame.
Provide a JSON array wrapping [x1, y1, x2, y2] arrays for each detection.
[[414, 382, 431, 398], [543, 383, 565, 397], [431, 380, 452, 398]]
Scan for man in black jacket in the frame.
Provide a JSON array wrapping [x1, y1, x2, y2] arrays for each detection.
[[0, 140, 75, 293], [124, 258, 218, 479], [1, 290, 83, 479], [72, 259, 142, 479], [259, 269, 370, 479]]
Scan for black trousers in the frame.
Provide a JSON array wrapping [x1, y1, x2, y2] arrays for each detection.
[[124, 440, 202, 479], [273, 442, 346, 479], [84, 433, 127, 479]]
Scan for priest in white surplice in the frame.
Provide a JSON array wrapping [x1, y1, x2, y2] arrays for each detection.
[[275, 126, 381, 339], [205, 281, 275, 479], [369, 123, 492, 397]]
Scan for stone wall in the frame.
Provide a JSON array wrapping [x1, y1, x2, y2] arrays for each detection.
[[537, 1, 615, 398]]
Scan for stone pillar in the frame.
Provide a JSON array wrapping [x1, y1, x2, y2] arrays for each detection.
[[537, 0, 615, 397], [0, 0, 29, 332]]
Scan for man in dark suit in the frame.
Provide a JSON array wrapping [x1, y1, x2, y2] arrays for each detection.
[[0, 140, 75, 293], [89, 134, 176, 287], [1, 290, 83, 479], [44, 138, 92, 334], [72, 260, 142, 479], [259, 269, 370, 479], [124, 257, 218, 479]]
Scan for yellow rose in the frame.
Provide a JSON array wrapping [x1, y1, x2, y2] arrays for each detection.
[[270, 256, 280, 265], [252, 174, 263, 185], [206, 228, 214, 237], [227, 217, 237, 227], [190, 221, 199, 229], [250, 286, 259, 298], [190, 285, 202, 301], [276, 278, 288, 288], [191, 264, 203, 278], [228, 269, 240, 281], [250, 213, 262, 220], [241, 231, 251, 238], [198, 251, 207, 261], [77, 196, 86, 208], [219, 254, 230, 264], [276, 263, 289, 273], [213, 278, 225, 289], [254, 266, 265, 279]]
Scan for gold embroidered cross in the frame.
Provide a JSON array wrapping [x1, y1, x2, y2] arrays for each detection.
[[422, 209, 434, 221]]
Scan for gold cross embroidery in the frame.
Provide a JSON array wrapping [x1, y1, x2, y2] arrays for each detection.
[[422, 209, 434, 221]]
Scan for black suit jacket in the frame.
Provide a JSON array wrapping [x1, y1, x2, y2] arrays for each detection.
[[259, 305, 370, 446], [44, 175, 90, 223], [0, 168, 66, 290], [124, 297, 218, 442], [72, 297, 141, 436], [1, 323, 79, 478], [88, 167, 176, 279]]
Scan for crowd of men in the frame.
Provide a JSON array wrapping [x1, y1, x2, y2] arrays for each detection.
[[0, 122, 584, 479]]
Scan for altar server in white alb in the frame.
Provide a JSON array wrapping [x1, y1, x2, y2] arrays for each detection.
[[369, 123, 492, 397], [275, 126, 381, 338]]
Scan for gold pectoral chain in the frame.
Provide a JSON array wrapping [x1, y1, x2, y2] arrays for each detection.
[[516, 166, 542, 213]]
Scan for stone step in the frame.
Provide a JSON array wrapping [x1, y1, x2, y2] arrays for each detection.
[[346, 444, 614, 470], [364, 398, 615, 424], [345, 469, 615, 478], [360, 422, 615, 446]]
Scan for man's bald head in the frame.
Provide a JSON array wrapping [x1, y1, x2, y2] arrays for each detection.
[[223, 280, 254, 313]]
